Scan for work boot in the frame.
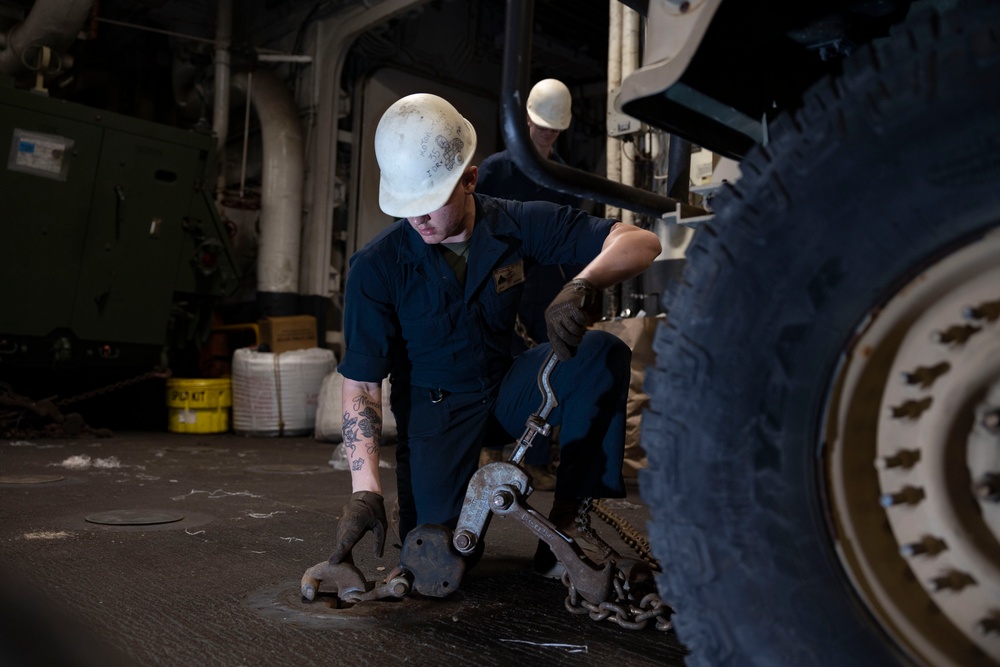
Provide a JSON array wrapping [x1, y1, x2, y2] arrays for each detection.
[[533, 497, 619, 579], [525, 463, 556, 492], [478, 447, 504, 468]]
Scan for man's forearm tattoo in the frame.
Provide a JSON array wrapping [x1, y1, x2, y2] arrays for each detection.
[[342, 395, 384, 470]]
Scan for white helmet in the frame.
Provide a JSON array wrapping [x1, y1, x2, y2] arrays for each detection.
[[374, 93, 478, 218], [526, 79, 572, 131]]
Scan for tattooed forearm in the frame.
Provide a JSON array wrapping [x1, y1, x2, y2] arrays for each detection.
[[351, 396, 383, 453], [343, 393, 383, 468], [341, 377, 384, 493], [342, 412, 359, 455], [343, 412, 363, 470]]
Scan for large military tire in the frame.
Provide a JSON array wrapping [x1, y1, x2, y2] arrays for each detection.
[[641, 3, 1000, 666]]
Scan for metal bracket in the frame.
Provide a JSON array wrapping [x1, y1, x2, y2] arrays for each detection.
[[488, 484, 615, 605], [453, 462, 531, 556], [399, 523, 466, 598]]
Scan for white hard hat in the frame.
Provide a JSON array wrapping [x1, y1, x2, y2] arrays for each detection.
[[374, 93, 478, 218], [526, 79, 572, 130]]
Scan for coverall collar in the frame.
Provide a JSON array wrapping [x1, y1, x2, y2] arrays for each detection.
[[396, 194, 520, 303]]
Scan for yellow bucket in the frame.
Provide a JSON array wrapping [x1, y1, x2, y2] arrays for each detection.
[[166, 378, 232, 434]]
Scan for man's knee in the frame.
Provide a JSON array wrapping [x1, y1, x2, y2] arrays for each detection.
[[576, 329, 632, 371], [548, 331, 631, 404]]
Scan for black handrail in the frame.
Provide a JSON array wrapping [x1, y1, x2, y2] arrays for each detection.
[[500, 0, 706, 220]]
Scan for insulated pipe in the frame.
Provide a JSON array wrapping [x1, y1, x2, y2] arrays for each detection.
[[606, 1, 622, 221], [231, 69, 304, 314], [0, 0, 93, 76], [620, 4, 641, 226], [501, 0, 699, 220], [605, 0, 625, 318], [213, 0, 233, 165]]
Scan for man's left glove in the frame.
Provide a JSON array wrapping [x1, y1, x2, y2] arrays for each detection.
[[544, 278, 600, 360], [328, 491, 387, 564]]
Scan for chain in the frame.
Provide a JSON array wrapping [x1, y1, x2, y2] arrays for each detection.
[[55, 368, 171, 407], [562, 566, 673, 631], [554, 498, 672, 631], [592, 498, 661, 570], [514, 313, 539, 349]]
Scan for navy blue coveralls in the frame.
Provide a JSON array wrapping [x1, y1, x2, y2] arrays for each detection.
[[338, 194, 630, 541], [477, 148, 587, 354]]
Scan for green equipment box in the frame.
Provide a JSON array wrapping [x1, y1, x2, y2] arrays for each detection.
[[0, 78, 240, 368]]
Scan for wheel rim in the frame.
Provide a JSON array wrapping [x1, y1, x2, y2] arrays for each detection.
[[824, 228, 1000, 667]]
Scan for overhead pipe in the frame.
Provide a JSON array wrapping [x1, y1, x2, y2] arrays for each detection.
[[231, 69, 304, 317], [0, 0, 93, 76], [501, 0, 703, 220], [605, 1, 623, 222]]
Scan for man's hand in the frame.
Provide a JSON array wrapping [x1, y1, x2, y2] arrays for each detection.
[[328, 491, 387, 564], [544, 278, 600, 360]]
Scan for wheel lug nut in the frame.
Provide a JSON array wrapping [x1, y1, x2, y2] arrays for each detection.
[[964, 299, 1000, 322], [932, 323, 981, 345], [974, 473, 1000, 502], [880, 485, 925, 508], [977, 614, 1000, 636], [929, 570, 975, 592], [888, 397, 932, 420], [901, 361, 950, 388], [899, 535, 946, 558], [875, 449, 921, 470], [982, 409, 1000, 433]]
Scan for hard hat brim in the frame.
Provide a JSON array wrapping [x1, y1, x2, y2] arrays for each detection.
[[378, 118, 477, 218], [379, 178, 457, 219], [527, 108, 570, 131]]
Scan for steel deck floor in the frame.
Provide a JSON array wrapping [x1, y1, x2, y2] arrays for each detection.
[[0, 431, 688, 666]]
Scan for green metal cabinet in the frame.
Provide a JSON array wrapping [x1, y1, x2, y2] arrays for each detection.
[[0, 79, 239, 367]]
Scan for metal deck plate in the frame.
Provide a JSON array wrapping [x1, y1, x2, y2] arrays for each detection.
[[84, 509, 185, 526], [0, 474, 65, 485]]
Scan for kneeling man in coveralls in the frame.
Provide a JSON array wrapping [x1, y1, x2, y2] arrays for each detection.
[[327, 93, 661, 578]]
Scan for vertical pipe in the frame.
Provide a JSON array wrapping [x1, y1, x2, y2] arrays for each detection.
[[213, 0, 233, 195], [620, 4, 640, 228], [239, 71, 253, 198], [231, 69, 304, 314], [605, 1, 624, 318], [605, 0, 622, 222], [667, 135, 692, 201]]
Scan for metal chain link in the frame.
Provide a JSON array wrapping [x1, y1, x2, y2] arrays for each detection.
[[514, 313, 539, 349], [556, 498, 672, 631], [55, 368, 171, 407], [592, 498, 662, 570], [562, 566, 673, 631]]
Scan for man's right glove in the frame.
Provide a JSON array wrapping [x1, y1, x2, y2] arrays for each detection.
[[544, 278, 600, 361], [328, 490, 387, 564]]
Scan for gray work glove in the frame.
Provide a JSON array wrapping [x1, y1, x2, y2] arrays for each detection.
[[328, 491, 387, 564], [544, 278, 600, 361]]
